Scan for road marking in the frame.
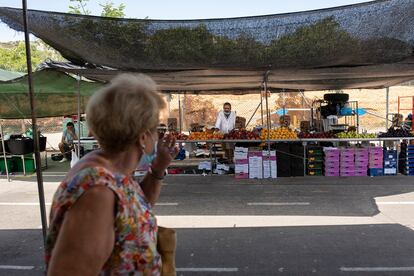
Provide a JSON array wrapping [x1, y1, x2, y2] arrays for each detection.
[[157, 215, 392, 228], [156, 203, 179, 206], [0, 202, 51, 206], [247, 202, 310, 206], [340, 267, 414, 272], [176, 268, 238, 272], [0, 265, 34, 270], [377, 201, 414, 205]]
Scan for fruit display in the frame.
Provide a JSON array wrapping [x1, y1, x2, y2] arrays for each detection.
[[223, 129, 260, 140], [188, 131, 224, 140], [379, 127, 414, 137], [170, 132, 188, 140], [336, 131, 377, 139], [298, 131, 337, 139], [261, 127, 298, 140]]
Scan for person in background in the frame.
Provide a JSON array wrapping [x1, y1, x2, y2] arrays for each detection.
[[58, 122, 78, 162], [46, 74, 178, 275], [215, 102, 236, 134]]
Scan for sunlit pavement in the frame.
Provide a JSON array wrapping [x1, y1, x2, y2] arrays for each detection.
[[1, 175, 414, 275]]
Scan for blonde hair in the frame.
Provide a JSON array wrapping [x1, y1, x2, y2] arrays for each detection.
[[86, 74, 166, 152]]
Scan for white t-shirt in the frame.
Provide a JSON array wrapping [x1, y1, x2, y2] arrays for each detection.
[[215, 111, 236, 134]]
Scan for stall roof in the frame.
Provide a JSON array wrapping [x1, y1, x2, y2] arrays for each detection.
[[0, 68, 24, 81], [0, 69, 102, 119], [1, 0, 414, 91]]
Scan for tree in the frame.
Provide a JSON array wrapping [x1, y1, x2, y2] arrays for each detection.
[[69, 0, 126, 18], [100, 2, 126, 18], [69, 0, 91, 15], [0, 41, 64, 72]]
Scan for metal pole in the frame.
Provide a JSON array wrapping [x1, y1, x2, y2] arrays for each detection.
[[22, 0, 48, 244], [260, 90, 264, 126], [386, 87, 390, 130], [246, 101, 262, 128], [264, 71, 272, 179], [178, 94, 182, 132], [0, 123, 10, 182], [77, 75, 81, 158]]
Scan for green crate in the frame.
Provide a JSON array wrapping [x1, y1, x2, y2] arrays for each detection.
[[308, 156, 323, 162], [307, 162, 323, 169], [308, 168, 323, 176], [13, 157, 35, 173], [0, 158, 15, 173]]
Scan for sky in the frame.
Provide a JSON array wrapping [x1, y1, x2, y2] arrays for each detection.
[[0, 0, 372, 42]]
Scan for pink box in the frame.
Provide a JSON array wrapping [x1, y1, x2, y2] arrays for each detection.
[[340, 160, 355, 166], [235, 172, 249, 179], [325, 161, 340, 167], [341, 148, 355, 153], [355, 148, 369, 152], [355, 160, 368, 166], [355, 153, 369, 159], [325, 171, 340, 177], [340, 156, 355, 162], [340, 171, 356, 177], [355, 165, 367, 171], [354, 171, 367, 176], [325, 152, 340, 159]]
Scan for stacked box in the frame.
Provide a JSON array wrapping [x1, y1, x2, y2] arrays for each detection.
[[262, 150, 277, 179], [340, 148, 355, 177], [400, 143, 414, 176], [369, 147, 384, 176], [383, 149, 397, 175], [248, 151, 263, 179], [307, 146, 323, 176], [324, 148, 340, 176], [234, 147, 249, 179], [354, 148, 369, 176]]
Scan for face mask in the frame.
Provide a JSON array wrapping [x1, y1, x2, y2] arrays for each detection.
[[138, 133, 158, 167], [224, 111, 231, 116]]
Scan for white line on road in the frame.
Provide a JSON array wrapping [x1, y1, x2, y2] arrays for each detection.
[[176, 268, 238, 272], [377, 201, 414, 205], [0, 265, 34, 270], [0, 202, 51, 206], [340, 267, 414, 272], [247, 202, 310, 206]]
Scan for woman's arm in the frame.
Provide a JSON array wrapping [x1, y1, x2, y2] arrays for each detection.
[[47, 186, 115, 276], [140, 134, 178, 206]]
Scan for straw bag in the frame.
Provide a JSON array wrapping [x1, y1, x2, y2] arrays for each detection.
[[157, 226, 177, 276]]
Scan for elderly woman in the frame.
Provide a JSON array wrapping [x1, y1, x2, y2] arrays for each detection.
[[46, 74, 178, 275]]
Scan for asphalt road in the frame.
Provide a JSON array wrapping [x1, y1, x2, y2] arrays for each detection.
[[1, 175, 414, 275]]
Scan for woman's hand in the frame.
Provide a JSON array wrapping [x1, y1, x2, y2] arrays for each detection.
[[152, 134, 179, 172]]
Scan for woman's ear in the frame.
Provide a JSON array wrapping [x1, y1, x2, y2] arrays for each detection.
[[138, 132, 147, 150]]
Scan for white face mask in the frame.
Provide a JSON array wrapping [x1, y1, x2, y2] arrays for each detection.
[[138, 132, 158, 167]]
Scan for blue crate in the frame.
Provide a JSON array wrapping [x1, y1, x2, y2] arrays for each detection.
[[369, 168, 384, 176]]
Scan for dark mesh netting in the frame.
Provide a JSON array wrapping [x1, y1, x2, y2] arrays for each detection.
[[1, 0, 414, 91]]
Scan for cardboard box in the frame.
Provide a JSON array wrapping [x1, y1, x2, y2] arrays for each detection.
[[262, 150, 277, 179], [249, 151, 263, 179], [235, 159, 249, 179], [325, 171, 340, 177], [340, 171, 355, 177]]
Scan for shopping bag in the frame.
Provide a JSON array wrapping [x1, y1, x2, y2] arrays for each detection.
[[157, 226, 176, 276], [70, 150, 79, 168]]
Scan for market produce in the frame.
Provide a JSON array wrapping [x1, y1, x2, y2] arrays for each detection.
[[223, 129, 260, 140], [170, 132, 188, 140], [336, 131, 376, 138], [298, 131, 337, 139], [188, 131, 224, 140], [379, 127, 414, 137], [261, 127, 298, 140]]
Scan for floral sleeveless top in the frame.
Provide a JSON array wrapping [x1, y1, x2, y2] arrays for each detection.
[[45, 167, 161, 275]]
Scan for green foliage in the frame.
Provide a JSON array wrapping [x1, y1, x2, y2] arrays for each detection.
[[69, 0, 91, 15], [100, 1, 126, 18], [0, 40, 64, 72]]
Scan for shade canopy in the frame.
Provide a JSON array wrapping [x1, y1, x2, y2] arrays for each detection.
[[1, 0, 414, 91], [0, 69, 102, 119]]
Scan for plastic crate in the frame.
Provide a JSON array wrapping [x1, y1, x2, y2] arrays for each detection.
[[13, 157, 35, 173], [369, 168, 384, 176], [308, 168, 323, 176], [307, 162, 323, 169], [0, 158, 15, 173]]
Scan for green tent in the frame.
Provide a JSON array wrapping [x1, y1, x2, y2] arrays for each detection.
[[0, 69, 103, 119]]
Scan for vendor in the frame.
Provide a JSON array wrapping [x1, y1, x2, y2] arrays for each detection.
[[215, 102, 236, 134], [58, 122, 78, 162]]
